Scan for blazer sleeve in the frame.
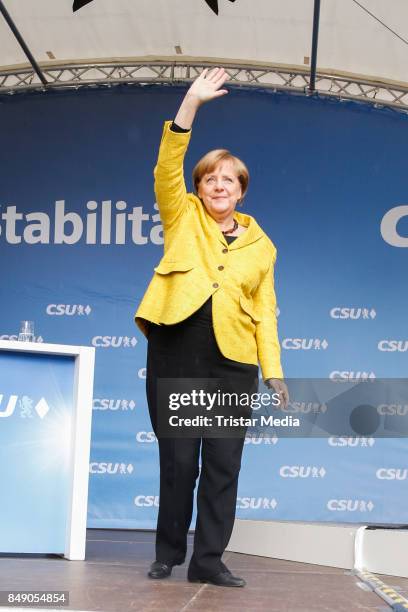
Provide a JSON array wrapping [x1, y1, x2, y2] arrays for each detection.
[[154, 120, 192, 228], [252, 250, 284, 381]]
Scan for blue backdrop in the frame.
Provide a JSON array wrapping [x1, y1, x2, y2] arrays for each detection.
[[1, 85, 407, 527]]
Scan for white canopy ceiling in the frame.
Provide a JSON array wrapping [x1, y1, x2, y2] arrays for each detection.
[[1, 0, 407, 86]]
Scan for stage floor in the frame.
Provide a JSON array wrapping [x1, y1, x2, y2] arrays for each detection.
[[1, 529, 407, 611]]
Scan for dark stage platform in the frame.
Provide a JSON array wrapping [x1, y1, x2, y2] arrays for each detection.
[[1, 529, 407, 611]]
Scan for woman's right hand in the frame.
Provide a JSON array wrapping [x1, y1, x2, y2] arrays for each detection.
[[173, 67, 229, 129], [186, 67, 229, 105]]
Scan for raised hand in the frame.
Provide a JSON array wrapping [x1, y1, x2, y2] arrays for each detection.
[[186, 67, 229, 104], [174, 67, 229, 129]]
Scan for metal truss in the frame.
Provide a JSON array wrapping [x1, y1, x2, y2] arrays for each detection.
[[1, 60, 408, 111]]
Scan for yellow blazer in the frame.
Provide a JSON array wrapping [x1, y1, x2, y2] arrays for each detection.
[[134, 121, 283, 380]]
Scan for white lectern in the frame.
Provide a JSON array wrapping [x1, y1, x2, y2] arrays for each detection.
[[0, 340, 95, 560]]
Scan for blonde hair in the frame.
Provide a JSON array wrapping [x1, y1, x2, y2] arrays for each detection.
[[192, 149, 249, 203]]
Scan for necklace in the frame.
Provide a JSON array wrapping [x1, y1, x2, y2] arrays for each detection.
[[221, 219, 238, 235]]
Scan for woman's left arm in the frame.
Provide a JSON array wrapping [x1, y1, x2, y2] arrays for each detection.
[[252, 252, 289, 406]]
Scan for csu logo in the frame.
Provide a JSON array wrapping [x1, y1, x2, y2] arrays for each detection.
[[46, 304, 92, 316], [284, 402, 327, 414], [330, 307, 376, 320], [0, 334, 43, 342], [380, 205, 408, 247], [378, 404, 408, 416], [329, 371, 376, 381], [327, 499, 374, 512], [376, 468, 408, 480], [134, 495, 159, 507], [282, 338, 328, 350], [236, 497, 277, 509], [244, 433, 278, 445], [328, 437, 375, 447], [92, 336, 138, 348], [280, 466, 326, 478], [93, 399, 136, 411], [136, 431, 157, 443], [0, 395, 50, 418], [378, 340, 408, 352], [89, 462, 134, 475]]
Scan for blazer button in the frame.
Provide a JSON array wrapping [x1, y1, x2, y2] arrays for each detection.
[[218, 265, 224, 271], [213, 282, 219, 289], [222, 248, 228, 254]]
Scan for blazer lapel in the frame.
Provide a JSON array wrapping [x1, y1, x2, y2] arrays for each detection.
[[228, 212, 264, 249], [196, 197, 264, 249]]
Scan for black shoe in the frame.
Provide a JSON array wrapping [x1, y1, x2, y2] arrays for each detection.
[[188, 570, 246, 587], [148, 561, 173, 579]]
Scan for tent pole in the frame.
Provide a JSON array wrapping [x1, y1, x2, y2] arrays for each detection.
[[309, 0, 321, 92], [0, 0, 48, 86]]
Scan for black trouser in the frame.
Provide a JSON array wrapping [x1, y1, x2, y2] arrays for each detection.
[[146, 308, 258, 578]]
